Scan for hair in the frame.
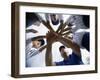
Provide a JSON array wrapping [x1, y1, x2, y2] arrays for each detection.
[[26, 12, 40, 27], [82, 15, 90, 28], [50, 14, 59, 25], [38, 39, 45, 46], [59, 46, 65, 52]]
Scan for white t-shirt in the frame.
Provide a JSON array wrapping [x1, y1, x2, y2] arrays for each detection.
[[26, 42, 40, 67], [26, 23, 48, 67]]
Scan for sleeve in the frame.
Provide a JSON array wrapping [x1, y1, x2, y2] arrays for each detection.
[[71, 52, 83, 64], [26, 45, 40, 60], [55, 61, 64, 66]]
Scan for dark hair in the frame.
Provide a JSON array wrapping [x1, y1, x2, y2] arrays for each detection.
[[59, 46, 65, 52], [26, 12, 40, 27], [82, 15, 90, 28], [38, 39, 45, 46], [50, 14, 59, 25]]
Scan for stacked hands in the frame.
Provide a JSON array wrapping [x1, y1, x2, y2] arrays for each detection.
[[45, 21, 73, 44], [40, 17, 73, 44]]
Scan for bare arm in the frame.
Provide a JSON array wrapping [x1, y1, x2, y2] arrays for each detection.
[[45, 32, 57, 66], [50, 31, 81, 57], [39, 45, 47, 52], [56, 21, 68, 33], [41, 20, 55, 32], [58, 35, 81, 56], [37, 13, 55, 32], [45, 41, 53, 66], [56, 20, 63, 33], [26, 35, 46, 45], [26, 29, 38, 33]]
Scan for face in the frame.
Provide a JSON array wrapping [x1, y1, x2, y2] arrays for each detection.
[[60, 48, 68, 59], [32, 40, 41, 48], [50, 14, 59, 22]]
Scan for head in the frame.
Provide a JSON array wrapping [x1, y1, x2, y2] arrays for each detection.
[[82, 15, 90, 28], [50, 14, 59, 25], [67, 15, 90, 33], [59, 46, 68, 59], [32, 39, 45, 48], [26, 13, 41, 27]]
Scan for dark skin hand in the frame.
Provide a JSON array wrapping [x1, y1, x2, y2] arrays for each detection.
[[39, 45, 47, 52]]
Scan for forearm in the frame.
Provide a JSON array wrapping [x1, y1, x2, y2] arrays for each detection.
[[26, 29, 37, 33], [39, 45, 47, 52], [45, 42, 53, 66], [58, 36, 81, 56], [26, 36, 46, 45]]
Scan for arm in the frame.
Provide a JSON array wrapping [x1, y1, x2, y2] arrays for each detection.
[[26, 29, 38, 33], [26, 36, 46, 45], [37, 13, 55, 32], [39, 45, 47, 52], [50, 31, 81, 57], [56, 21, 68, 33], [45, 41, 53, 66], [56, 20, 63, 33], [45, 32, 57, 66], [58, 35, 81, 56], [41, 20, 55, 32]]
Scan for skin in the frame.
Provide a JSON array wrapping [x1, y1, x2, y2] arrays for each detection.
[[32, 40, 47, 52], [26, 14, 87, 67], [32, 14, 81, 66], [32, 40, 41, 49], [36, 14, 81, 66], [60, 48, 68, 59], [45, 31, 81, 66]]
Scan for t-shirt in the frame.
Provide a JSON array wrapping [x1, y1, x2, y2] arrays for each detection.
[[25, 23, 47, 67], [26, 42, 40, 67], [55, 52, 83, 66]]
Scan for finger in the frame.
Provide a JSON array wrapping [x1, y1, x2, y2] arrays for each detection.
[[61, 30, 72, 36], [59, 26, 71, 34], [62, 27, 72, 32], [62, 35, 73, 42]]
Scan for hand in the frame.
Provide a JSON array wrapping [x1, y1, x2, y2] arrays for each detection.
[[59, 27, 72, 34], [46, 31, 58, 44], [58, 26, 72, 39]]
